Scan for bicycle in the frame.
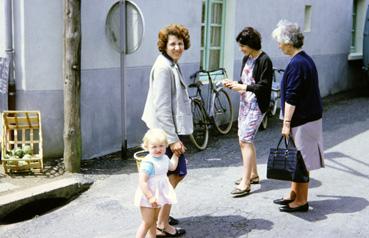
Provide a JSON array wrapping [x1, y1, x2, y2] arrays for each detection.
[[260, 67, 285, 130], [187, 68, 234, 150]]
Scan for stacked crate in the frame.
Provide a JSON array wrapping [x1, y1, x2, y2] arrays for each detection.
[[1, 111, 43, 174]]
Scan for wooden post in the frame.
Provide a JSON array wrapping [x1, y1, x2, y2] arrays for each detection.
[[63, 0, 81, 172]]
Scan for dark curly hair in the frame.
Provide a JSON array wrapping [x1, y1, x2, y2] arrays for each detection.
[[236, 27, 262, 50], [157, 24, 191, 53]]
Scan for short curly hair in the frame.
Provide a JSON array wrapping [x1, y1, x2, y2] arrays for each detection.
[[272, 19, 304, 49], [236, 27, 262, 50], [157, 24, 191, 53]]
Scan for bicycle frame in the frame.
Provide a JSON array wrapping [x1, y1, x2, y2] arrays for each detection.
[[270, 68, 284, 116], [188, 68, 233, 149], [188, 68, 228, 119]]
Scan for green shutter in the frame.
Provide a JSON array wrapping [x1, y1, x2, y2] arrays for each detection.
[[201, 0, 226, 71]]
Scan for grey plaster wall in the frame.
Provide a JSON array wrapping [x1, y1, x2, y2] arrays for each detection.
[[80, 68, 122, 159], [80, 0, 202, 158], [16, 90, 64, 158], [0, 0, 5, 57], [233, 0, 363, 96]]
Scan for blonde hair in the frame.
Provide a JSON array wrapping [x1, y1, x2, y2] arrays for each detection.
[[141, 128, 168, 150]]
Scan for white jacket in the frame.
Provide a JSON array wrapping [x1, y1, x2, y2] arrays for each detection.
[[142, 54, 193, 144]]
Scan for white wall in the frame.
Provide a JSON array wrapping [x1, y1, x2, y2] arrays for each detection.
[[82, 0, 202, 70], [0, 0, 6, 57], [13, 0, 63, 91]]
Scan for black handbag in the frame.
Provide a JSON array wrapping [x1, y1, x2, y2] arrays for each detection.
[[266, 136, 309, 182]]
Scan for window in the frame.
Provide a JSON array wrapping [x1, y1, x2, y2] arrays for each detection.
[[304, 5, 312, 32], [349, 0, 366, 60], [201, 0, 226, 71]]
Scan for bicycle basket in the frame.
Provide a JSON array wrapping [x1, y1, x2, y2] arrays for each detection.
[[133, 150, 149, 171], [195, 71, 211, 84], [208, 68, 228, 85]]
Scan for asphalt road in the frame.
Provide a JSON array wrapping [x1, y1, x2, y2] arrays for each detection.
[[1, 91, 369, 238]]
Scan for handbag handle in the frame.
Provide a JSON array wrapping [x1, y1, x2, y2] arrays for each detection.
[[276, 136, 297, 149]]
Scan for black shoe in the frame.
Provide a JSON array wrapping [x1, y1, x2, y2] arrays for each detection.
[[279, 203, 309, 212], [273, 198, 294, 205], [168, 216, 179, 226], [156, 227, 186, 237]]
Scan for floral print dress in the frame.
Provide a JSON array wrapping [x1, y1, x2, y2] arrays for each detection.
[[238, 57, 264, 143]]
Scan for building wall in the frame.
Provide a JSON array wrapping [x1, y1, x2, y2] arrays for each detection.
[[0, 0, 5, 58], [80, 0, 202, 158], [5, 0, 202, 159], [1, 0, 367, 159], [233, 0, 356, 96]]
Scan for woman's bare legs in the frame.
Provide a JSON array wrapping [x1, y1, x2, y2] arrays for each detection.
[[288, 182, 308, 207], [136, 207, 160, 238], [156, 174, 184, 235], [237, 141, 258, 190]]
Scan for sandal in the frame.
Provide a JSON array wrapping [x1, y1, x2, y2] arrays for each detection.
[[168, 216, 179, 225], [234, 176, 260, 185], [156, 227, 186, 237], [231, 186, 251, 197]]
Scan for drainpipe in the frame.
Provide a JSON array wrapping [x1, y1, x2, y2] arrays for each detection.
[[4, 0, 16, 110], [120, 0, 127, 158]]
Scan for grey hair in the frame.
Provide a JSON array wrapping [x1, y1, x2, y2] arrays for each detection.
[[272, 19, 304, 48]]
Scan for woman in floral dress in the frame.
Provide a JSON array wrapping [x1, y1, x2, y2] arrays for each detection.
[[224, 27, 273, 197]]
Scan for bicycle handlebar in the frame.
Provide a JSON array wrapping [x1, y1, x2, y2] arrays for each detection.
[[273, 67, 285, 73], [190, 68, 229, 81]]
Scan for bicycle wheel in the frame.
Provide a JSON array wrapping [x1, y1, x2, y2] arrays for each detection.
[[189, 99, 209, 150], [260, 114, 268, 130], [212, 89, 233, 134]]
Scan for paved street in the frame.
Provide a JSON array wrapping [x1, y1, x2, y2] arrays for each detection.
[[0, 91, 369, 238]]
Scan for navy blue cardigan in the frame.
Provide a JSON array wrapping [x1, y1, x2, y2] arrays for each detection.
[[239, 52, 273, 113], [280, 51, 323, 127]]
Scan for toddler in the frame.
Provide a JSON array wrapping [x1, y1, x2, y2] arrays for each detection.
[[134, 128, 179, 238]]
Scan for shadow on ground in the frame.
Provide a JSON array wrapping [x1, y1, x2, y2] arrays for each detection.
[[324, 151, 369, 180], [179, 215, 273, 238], [251, 178, 322, 194], [287, 195, 369, 222]]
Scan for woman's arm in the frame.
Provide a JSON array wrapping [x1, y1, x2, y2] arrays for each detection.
[[245, 57, 273, 96], [152, 66, 179, 143], [223, 79, 247, 93], [282, 102, 296, 137]]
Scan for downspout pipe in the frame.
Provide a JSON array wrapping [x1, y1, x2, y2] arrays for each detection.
[[4, 0, 16, 110], [120, 0, 127, 158]]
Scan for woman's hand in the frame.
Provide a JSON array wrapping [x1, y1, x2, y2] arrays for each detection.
[[223, 79, 246, 93], [170, 140, 185, 155]]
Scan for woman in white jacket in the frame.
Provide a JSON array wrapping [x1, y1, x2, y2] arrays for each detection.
[[142, 24, 193, 237]]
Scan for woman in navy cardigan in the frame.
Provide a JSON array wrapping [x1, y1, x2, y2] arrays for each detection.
[[272, 20, 324, 212]]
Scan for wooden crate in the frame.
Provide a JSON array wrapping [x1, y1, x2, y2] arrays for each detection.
[[1, 111, 43, 174]]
